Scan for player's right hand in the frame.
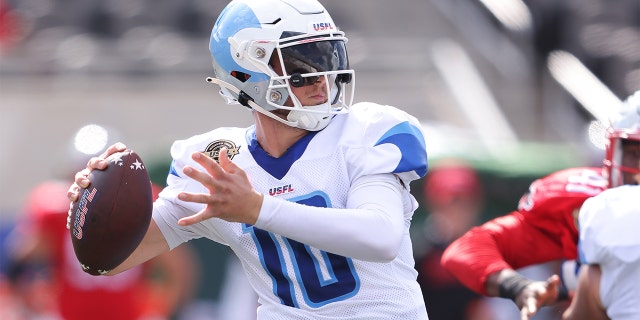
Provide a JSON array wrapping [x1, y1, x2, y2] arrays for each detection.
[[517, 274, 561, 320], [66, 142, 128, 229], [177, 148, 264, 226]]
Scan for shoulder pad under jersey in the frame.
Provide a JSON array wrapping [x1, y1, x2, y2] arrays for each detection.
[[335, 102, 428, 183]]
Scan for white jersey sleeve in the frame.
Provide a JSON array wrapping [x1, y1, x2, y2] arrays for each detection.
[[255, 173, 406, 262], [578, 185, 640, 320]]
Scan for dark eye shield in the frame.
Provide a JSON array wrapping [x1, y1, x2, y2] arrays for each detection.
[[281, 40, 352, 87]]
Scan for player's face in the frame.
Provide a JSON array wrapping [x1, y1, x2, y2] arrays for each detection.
[[270, 53, 329, 108], [289, 76, 328, 106], [620, 139, 640, 185]]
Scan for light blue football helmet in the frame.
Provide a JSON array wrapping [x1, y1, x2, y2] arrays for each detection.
[[207, 0, 355, 131]]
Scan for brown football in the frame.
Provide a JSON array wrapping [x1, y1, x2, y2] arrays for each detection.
[[69, 149, 153, 275]]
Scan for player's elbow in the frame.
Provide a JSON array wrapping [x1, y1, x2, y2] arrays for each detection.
[[440, 244, 456, 270], [375, 244, 401, 262], [440, 238, 469, 276], [360, 244, 400, 262], [358, 231, 403, 262]]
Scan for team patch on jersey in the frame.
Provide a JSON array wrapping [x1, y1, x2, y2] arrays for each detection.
[[203, 139, 241, 163]]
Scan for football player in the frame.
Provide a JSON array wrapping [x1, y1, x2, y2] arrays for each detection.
[[67, 0, 429, 319], [441, 89, 640, 319], [413, 159, 497, 320], [562, 185, 640, 320]]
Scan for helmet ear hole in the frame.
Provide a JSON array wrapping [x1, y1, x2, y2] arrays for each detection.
[[231, 71, 251, 83]]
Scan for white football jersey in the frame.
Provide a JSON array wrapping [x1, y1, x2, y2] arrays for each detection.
[[578, 185, 640, 320], [154, 102, 429, 319]]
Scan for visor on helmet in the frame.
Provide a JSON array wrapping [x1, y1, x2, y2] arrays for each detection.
[[280, 39, 352, 87]]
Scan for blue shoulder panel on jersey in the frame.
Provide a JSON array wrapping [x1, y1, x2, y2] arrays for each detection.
[[247, 128, 319, 180], [169, 159, 180, 177], [209, 2, 269, 82], [374, 121, 428, 177]]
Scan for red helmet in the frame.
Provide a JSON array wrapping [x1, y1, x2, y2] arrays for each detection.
[[423, 159, 481, 206], [604, 90, 640, 187], [23, 181, 70, 218]]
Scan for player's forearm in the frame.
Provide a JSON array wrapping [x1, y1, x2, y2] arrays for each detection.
[[485, 269, 534, 297], [108, 221, 170, 275], [441, 228, 513, 295], [562, 265, 609, 320], [255, 175, 405, 262]]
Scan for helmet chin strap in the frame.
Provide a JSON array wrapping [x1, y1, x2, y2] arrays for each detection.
[[206, 77, 332, 131], [287, 103, 333, 131]]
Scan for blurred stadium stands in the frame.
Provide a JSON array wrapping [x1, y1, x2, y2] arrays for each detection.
[[0, 0, 639, 215]]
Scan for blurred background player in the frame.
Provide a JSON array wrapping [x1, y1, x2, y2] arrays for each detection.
[[562, 185, 640, 320], [0, 0, 23, 54], [5, 180, 198, 320], [441, 89, 640, 319], [413, 159, 495, 320]]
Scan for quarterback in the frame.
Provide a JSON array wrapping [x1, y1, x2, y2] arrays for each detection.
[[68, 0, 429, 319]]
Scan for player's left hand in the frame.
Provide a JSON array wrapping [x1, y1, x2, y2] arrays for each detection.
[[517, 274, 561, 320], [66, 142, 128, 229], [177, 148, 264, 226]]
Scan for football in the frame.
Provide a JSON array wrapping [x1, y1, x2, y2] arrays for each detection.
[[69, 149, 153, 275]]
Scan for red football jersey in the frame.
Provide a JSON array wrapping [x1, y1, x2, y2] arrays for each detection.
[[20, 181, 158, 320], [40, 212, 147, 320], [441, 167, 607, 295]]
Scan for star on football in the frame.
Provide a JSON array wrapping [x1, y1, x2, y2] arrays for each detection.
[[109, 153, 125, 166], [130, 159, 144, 170]]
